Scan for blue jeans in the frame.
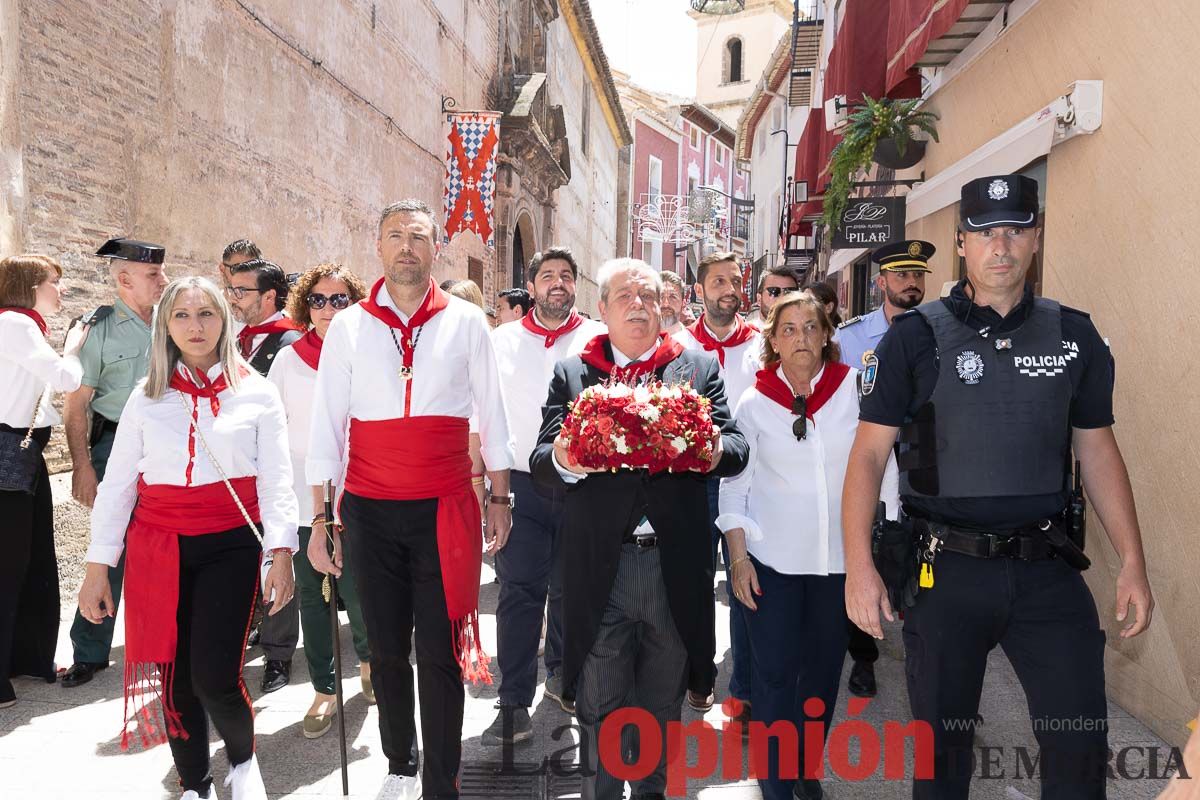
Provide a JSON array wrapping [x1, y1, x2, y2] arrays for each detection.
[[742, 558, 849, 800], [709, 477, 751, 701], [494, 470, 565, 707]]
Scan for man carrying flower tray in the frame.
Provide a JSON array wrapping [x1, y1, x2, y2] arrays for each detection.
[[531, 258, 749, 800]]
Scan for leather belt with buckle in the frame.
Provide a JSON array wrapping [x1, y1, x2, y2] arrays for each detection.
[[917, 520, 1056, 561]]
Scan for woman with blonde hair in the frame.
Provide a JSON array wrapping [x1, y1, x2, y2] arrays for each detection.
[[268, 263, 372, 738], [79, 276, 298, 800], [717, 290, 898, 800], [0, 254, 89, 706]]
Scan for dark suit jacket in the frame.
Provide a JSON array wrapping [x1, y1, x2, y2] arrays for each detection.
[[530, 344, 748, 695], [249, 329, 303, 376]]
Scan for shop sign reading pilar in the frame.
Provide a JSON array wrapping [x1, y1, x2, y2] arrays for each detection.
[[832, 197, 907, 250]]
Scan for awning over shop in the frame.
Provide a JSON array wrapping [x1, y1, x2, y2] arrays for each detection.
[[827, 0, 922, 105], [905, 103, 1057, 222], [885, 0, 1009, 94], [789, 108, 827, 236], [827, 247, 869, 277]]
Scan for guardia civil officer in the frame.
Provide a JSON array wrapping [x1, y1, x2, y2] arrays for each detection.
[[61, 238, 167, 688], [842, 174, 1153, 799], [833, 240, 931, 698]]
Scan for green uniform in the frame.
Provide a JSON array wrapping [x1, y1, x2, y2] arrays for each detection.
[[69, 297, 152, 665]]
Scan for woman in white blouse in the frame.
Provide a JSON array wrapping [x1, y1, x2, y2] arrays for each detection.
[[266, 263, 371, 739], [717, 291, 898, 800], [0, 255, 88, 707], [78, 276, 298, 800]]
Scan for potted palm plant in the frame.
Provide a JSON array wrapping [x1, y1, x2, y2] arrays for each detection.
[[822, 95, 939, 231]]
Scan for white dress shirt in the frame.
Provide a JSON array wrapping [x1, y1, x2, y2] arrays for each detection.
[[87, 363, 299, 566], [674, 323, 762, 410], [491, 311, 606, 473], [267, 342, 329, 520], [306, 283, 515, 487], [717, 364, 900, 575], [0, 312, 83, 427]]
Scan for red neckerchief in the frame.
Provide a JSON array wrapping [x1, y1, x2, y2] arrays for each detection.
[[687, 314, 758, 366], [522, 309, 583, 348], [170, 367, 229, 417], [236, 316, 303, 358], [0, 306, 48, 336], [579, 333, 684, 381], [754, 360, 851, 418], [290, 327, 323, 372], [358, 277, 449, 371]]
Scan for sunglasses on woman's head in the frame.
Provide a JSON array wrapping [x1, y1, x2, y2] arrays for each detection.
[[306, 293, 351, 310], [791, 395, 807, 441]]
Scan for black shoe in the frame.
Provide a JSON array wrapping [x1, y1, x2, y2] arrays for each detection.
[[543, 674, 575, 714], [261, 659, 291, 693], [480, 706, 533, 746], [793, 778, 823, 800], [847, 660, 877, 697], [0, 679, 15, 707], [687, 690, 714, 712], [61, 661, 107, 688], [631, 794, 666, 800], [246, 625, 261, 649]]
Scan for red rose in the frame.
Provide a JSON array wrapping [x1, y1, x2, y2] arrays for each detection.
[[596, 416, 615, 435]]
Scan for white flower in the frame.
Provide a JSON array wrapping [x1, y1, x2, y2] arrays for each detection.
[[670, 436, 687, 454], [613, 434, 631, 455], [639, 405, 661, 422], [607, 384, 633, 398], [633, 385, 651, 403]]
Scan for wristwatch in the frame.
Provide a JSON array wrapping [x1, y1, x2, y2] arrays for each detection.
[[488, 493, 515, 509]]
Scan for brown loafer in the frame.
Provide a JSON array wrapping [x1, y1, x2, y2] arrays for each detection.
[[303, 708, 335, 739], [361, 674, 375, 704]]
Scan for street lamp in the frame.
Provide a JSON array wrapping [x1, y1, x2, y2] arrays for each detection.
[[700, 184, 740, 253]]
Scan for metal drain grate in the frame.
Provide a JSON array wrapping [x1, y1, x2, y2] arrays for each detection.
[[459, 762, 583, 800]]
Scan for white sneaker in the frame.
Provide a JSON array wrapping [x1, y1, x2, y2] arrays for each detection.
[[180, 787, 218, 800], [224, 754, 267, 800], [374, 773, 422, 800]]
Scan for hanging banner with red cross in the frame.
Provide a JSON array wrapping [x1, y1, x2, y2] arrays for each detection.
[[442, 111, 501, 248]]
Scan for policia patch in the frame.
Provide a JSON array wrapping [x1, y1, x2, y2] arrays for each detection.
[[859, 350, 879, 396]]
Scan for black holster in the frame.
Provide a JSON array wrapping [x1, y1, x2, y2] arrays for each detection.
[[88, 415, 117, 448], [870, 503, 920, 610]]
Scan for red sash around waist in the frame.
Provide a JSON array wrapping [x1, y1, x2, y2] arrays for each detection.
[[345, 416, 490, 683], [121, 477, 260, 750]]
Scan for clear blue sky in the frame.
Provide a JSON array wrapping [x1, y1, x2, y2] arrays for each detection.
[[590, 0, 697, 96]]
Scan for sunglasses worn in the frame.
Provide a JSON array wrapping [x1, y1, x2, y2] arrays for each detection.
[[764, 286, 794, 298], [307, 292, 351, 310], [791, 395, 807, 441]]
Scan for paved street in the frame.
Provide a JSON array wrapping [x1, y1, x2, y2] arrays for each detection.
[[0, 523, 1176, 800]]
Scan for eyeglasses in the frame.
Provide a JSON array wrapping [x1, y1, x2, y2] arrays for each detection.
[[224, 285, 266, 300], [791, 395, 807, 441], [764, 286, 795, 298], [306, 293, 351, 310]]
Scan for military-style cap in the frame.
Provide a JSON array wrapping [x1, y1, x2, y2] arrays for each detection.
[[959, 174, 1039, 231], [872, 240, 935, 272], [95, 237, 166, 264]]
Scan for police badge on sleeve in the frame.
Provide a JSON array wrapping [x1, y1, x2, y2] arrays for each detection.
[[955, 350, 985, 384]]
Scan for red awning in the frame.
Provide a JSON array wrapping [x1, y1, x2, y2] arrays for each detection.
[[885, 0, 971, 94], [826, 0, 922, 104]]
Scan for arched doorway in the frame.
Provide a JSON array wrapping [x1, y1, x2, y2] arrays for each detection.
[[512, 211, 537, 288]]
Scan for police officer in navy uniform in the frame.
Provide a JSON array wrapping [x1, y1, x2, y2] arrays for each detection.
[[833, 239, 932, 699], [60, 237, 167, 688], [842, 174, 1154, 799]]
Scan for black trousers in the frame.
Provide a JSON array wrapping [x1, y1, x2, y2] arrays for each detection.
[[903, 551, 1108, 800], [847, 621, 879, 664], [0, 427, 58, 698], [494, 470, 564, 707], [167, 526, 261, 796], [342, 491, 464, 799]]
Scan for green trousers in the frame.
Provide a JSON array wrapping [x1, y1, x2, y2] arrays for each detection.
[[295, 526, 370, 694], [69, 429, 123, 664]]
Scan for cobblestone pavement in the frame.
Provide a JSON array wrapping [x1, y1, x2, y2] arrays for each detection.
[[0, 480, 1176, 799]]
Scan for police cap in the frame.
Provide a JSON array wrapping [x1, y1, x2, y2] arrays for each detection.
[[95, 237, 166, 264], [872, 240, 934, 272], [959, 175, 1039, 232]]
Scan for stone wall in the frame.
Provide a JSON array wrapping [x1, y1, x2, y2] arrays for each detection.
[[2, 0, 625, 471]]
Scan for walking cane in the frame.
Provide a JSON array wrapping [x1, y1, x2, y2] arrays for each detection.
[[322, 480, 350, 796]]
